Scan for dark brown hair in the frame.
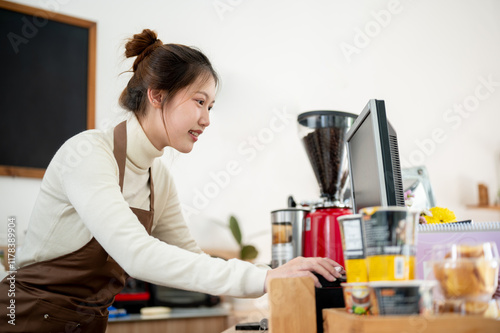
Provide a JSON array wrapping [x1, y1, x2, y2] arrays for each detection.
[[119, 29, 219, 117]]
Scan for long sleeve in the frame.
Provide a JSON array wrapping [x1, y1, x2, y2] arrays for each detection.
[[17, 116, 269, 298], [58, 132, 267, 298]]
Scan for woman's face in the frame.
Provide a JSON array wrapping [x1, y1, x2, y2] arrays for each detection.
[[162, 76, 216, 153]]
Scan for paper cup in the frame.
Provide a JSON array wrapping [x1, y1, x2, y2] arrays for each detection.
[[338, 214, 368, 283], [360, 207, 419, 281], [341, 282, 373, 315]]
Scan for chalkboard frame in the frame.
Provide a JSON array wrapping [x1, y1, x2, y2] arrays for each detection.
[[0, 0, 96, 178]]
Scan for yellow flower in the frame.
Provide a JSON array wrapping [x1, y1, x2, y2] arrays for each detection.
[[424, 207, 457, 224]]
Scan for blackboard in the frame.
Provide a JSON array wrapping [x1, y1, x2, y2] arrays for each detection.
[[0, 0, 95, 178]]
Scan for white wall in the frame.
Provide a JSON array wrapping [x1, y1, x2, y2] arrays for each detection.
[[1, 0, 500, 263]]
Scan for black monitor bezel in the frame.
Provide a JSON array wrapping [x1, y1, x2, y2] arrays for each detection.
[[346, 99, 401, 212]]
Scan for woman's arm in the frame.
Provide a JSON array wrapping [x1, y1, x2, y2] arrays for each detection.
[[59, 138, 267, 297], [264, 257, 344, 291]]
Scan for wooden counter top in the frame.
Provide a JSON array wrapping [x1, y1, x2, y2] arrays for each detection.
[[106, 306, 230, 333], [107, 306, 230, 322]]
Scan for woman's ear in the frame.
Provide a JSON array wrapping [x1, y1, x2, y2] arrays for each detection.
[[147, 88, 164, 108]]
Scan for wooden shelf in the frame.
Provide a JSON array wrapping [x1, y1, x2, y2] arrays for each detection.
[[324, 308, 500, 333], [466, 205, 500, 211]]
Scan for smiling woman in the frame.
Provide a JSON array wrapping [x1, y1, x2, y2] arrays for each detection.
[[142, 76, 216, 152], [119, 29, 218, 116], [118, 29, 217, 152], [0, 28, 343, 333]]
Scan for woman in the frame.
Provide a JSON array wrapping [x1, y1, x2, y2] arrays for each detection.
[[0, 29, 343, 332]]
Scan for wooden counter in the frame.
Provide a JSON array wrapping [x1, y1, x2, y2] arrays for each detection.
[[224, 277, 500, 333], [106, 306, 230, 333], [221, 325, 242, 333], [323, 308, 500, 333]]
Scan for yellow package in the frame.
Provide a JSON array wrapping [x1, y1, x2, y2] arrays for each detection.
[[367, 255, 415, 281], [345, 258, 369, 283]]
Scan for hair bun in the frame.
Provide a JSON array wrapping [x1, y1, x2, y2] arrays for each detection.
[[125, 29, 163, 71]]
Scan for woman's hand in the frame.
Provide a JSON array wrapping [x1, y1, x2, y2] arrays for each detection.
[[264, 256, 345, 292]]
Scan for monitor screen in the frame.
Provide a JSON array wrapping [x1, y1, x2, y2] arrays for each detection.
[[346, 99, 404, 212]]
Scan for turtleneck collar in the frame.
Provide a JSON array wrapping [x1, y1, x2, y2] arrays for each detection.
[[126, 114, 164, 170]]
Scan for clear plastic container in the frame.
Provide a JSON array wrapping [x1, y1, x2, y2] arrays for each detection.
[[369, 280, 437, 315], [432, 242, 500, 301]]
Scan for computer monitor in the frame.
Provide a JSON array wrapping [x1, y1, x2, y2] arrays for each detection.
[[346, 99, 405, 213]]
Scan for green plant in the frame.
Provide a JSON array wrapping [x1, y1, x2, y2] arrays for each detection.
[[228, 215, 258, 261]]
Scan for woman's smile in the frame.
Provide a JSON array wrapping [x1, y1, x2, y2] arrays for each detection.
[[188, 129, 202, 141]]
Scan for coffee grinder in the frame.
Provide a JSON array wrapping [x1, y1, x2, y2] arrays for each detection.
[[297, 111, 357, 333], [297, 111, 357, 268]]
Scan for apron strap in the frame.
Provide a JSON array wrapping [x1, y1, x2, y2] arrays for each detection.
[[113, 121, 127, 192], [149, 168, 155, 212], [113, 119, 155, 212]]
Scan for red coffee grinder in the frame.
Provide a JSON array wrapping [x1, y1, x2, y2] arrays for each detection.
[[297, 111, 357, 268]]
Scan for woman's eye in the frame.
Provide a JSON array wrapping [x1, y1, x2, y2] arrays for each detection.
[[196, 99, 205, 106]]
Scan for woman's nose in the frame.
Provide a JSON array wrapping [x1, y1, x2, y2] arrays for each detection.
[[200, 108, 210, 128]]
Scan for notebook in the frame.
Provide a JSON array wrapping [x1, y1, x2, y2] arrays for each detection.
[[416, 221, 500, 280]]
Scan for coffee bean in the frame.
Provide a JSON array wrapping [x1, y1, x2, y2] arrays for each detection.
[[303, 127, 349, 201]]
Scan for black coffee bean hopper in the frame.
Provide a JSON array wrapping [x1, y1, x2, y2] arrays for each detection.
[[313, 272, 345, 333]]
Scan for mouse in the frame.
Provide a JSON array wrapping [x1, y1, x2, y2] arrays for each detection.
[[313, 272, 346, 288]]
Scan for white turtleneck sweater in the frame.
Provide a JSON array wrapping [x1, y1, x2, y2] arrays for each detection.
[[17, 115, 268, 297]]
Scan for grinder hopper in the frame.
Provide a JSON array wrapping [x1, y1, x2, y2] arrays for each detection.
[[297, 111, 357, 206]]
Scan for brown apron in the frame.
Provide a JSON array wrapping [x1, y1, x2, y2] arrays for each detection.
[[0, 121, 154, 333]]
